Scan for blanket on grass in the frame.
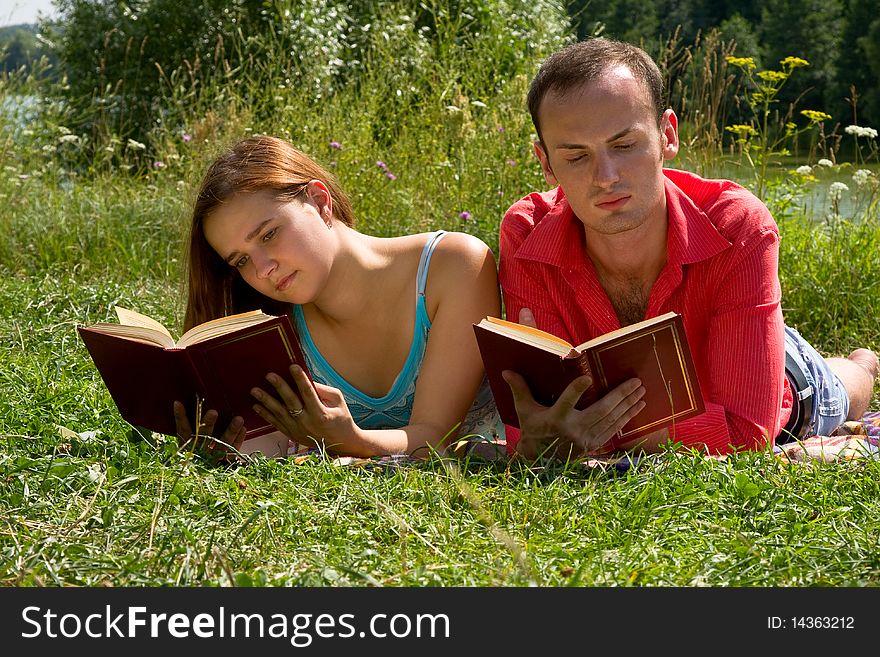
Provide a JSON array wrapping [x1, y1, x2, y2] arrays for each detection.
[[772, 411, 880, 463]]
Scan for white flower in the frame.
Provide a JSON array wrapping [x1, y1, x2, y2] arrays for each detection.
[[844, 125, 878, 139], [126, 139, 146, 150], [796, 165, 812, 175], [829, 181, 849, 202], [853, 169, 875, 186], [58, 134, 80, 144], [817, 158, 834, 167]]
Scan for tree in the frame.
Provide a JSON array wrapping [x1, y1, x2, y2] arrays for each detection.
[[758, 0, 845, 119], [830, 0, 880, 129]]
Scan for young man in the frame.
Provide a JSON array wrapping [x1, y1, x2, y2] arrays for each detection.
[[499, 38, 878, 459]]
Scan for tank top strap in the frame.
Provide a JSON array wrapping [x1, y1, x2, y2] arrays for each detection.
[[415, 230, 448, 298]]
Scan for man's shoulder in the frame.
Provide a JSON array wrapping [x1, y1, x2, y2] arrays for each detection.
[[501, 188, 561, 232], [664, 168, 776, 234]]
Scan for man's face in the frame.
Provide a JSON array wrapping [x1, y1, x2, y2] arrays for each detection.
[[534, 65, 679, 238]]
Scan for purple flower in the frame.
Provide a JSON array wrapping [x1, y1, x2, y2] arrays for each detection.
[[459, 211, 472, 221], [385, 172, 397, 181], [153, 161, 165, 169], [330, 141, 342, 150], [496, 126, 506, 133], [376, 160, 388, 170], [506, 159, 516, 167], [181, 133, 192, 142]]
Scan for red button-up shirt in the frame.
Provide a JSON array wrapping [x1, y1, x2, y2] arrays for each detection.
[[499, 168, 793, 455]]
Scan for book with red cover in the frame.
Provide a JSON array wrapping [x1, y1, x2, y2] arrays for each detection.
[[78, 307, 311, 440], [473, 311, 705, 441]]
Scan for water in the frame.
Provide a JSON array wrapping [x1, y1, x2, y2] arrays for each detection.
[[687, 157, 879, 221]]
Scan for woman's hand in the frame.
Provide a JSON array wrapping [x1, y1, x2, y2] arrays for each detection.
[[172, 400, 246, 461], [251, 365, 363, 455]]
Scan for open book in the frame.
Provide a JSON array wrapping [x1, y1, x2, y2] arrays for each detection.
[[78, 306, 311, 440], [473, 311, 705, 441]]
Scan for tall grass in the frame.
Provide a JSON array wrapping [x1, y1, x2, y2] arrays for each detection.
[[1, 8, 879, 587]]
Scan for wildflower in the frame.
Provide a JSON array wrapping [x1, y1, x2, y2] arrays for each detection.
[[470, 100, 487, 108], [58, 134, 80, 144], [181, 133, 192, 142], [725, 124, 757, 137], [496, 127, 506, 133], [780, 56, 809, 69], [153, 161, 164, 169], [726, 56, 756, 70], [829, 181, 849, 200], [795, 165, 812, 176], [376, 161, 388, 170], [126, 139, 146, 151], [385, 172, 396, 181], [506, 159, 517, 167], [459, 211, 472, 221], [329, 141, 342, 150], [817, 158, 834, 167], [853, 169, 875, 186], [800, 110, 832, 123], [757, 70, 786, 83], [844, 125, 878, 139]]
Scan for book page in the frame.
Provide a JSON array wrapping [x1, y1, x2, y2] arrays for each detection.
[[479, 316, 574, 354], [176, 310, 273, 348], [85, 323, 176, 349], [574, 311, 678, 351], [115, 306, 175, 341]]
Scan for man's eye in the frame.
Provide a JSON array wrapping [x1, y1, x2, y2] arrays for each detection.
[[615, 142, 634, 150], [567, 154, 587, 163], [262, 228, 277, 242]]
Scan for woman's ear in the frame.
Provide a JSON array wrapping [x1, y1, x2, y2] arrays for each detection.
[[305, 180, 333, 226]]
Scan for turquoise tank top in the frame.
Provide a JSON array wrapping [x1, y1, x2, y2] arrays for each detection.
[[291, 230, 499, 439]]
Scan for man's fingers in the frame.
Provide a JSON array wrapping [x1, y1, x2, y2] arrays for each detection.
[[518, 307, 538, 328], [501, 369, 540, 413], [555, 374, 595, 410]]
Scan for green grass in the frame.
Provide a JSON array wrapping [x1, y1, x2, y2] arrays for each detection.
[[2, 12, 880, 587]]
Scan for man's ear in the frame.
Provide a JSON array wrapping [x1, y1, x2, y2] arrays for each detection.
[[305, 180, 333, 225], [660, 109, 679, 162], [533, 141, 559, 187]]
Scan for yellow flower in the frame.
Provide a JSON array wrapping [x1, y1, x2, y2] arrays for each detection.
[[757, 70, 787, 83], [726, 56, 756, 70], [800, 109, 832, 122], [780, 56, 810, 69], [725, 124, 757, 137]]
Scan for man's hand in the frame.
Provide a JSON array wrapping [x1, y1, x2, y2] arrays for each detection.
[[505, 307, 646, 459]]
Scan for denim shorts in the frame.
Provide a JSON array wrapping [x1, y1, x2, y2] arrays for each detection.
[[779, 325, 849, 441]]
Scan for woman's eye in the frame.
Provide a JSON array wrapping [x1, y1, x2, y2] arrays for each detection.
[[234, 255, 249, 268], [262, 228, 277, 242]]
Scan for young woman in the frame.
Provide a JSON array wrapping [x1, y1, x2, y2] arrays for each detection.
[[173, 135, 501, 458]]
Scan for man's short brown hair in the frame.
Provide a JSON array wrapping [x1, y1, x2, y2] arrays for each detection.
[[527, 37, 666, 144]]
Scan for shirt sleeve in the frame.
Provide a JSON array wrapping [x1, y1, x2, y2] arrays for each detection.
[[498, 201, 571, 454], [665, 225, 785, 454]]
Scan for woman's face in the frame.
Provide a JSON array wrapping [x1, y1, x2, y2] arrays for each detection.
[[203, 186, 336, 305]]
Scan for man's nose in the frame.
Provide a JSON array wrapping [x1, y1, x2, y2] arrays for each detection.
[[592, 151, 620, 187]]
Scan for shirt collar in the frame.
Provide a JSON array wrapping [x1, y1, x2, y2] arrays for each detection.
[[513, 170, 731, 269]]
